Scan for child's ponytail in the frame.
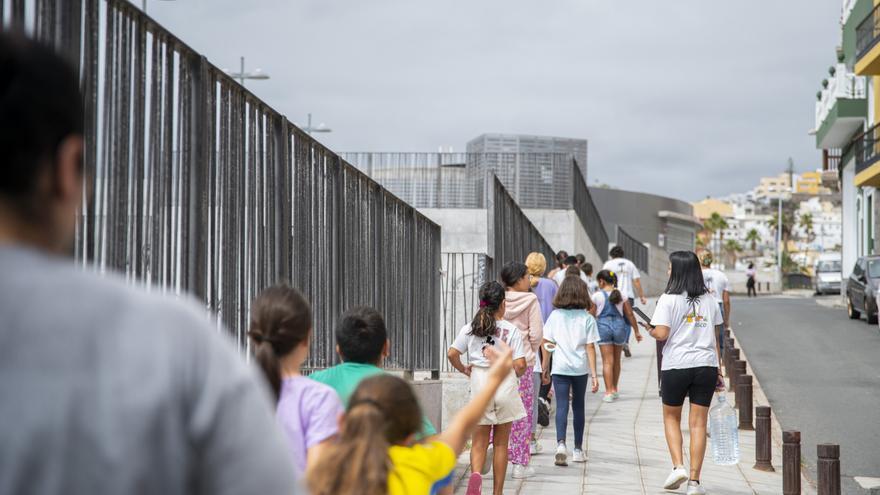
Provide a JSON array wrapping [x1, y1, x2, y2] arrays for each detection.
[[470, 281, 506, 338], [596, 270, 623, 305]]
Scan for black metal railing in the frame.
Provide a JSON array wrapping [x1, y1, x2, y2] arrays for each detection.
[[572, 162, 610, 257], [856, 3, 880, 59], [5, 0, 441, 373], [854, 122, 880, 175], [488, 176, 556, 277], [617, 227, 649, 274]]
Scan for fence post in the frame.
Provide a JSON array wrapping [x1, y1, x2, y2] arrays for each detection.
[[186, 54, 210, 302], [727, 347, 740, 383], [817, 444, 841, 495], [737, 374, 754, 430], [754, 406, 775, 471], [783, 431, 801, 495], [733, 360, 747, 403]]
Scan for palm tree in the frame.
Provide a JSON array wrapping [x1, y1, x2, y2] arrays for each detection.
[[799, 213, 815, 244], [723, 239, 743, 267], [704, 212, 729, 264], [745, 228, 761, 252]]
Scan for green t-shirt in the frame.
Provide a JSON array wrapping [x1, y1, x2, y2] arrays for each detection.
[[310, 362, 437, 438]]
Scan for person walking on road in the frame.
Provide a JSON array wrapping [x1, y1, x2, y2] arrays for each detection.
[[582, 262, 600, 294], [639, 251, 724, 495], [541, 277, 600, 467], [592, 270, 642, 402], [499, 262, 544, 478], [700, 252, 731, 354], [0, 34, 300, 494], [746, 262, 757, 297], [547, 250, 569, 280], [553, 255, 590, 287], [525, 253, 557, 441], [603, 246, 646, 358]]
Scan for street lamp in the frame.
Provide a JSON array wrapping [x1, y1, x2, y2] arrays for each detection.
[[300, 113, 332, 135], [225, 56, 270, 88]]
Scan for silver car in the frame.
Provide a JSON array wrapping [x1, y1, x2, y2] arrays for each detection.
[[814, 258, 842, 295]]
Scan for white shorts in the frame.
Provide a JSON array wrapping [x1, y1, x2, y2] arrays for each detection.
[[470, 367, 526, 425]]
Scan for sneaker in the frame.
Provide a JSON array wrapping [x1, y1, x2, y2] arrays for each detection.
[[572, 449, 587, 463], [602, 394, 615, 403], [530, 439, 543, 455], [612, 392, 620, 400], [481, 445, 494, 475], [537, 398, 550, 427], [466, 472, 482, 495], [554, 443, 568, 466], [623, 343, 632, 357], [663, 467, 689, 490], [686, 480, 707, 495], [511, 464, 536, 479]]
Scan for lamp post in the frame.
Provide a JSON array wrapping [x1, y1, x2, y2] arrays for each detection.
[[225, 56, 270, 88], [300, 113, 332, 135]]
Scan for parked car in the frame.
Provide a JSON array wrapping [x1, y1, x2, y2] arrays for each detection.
[[846, 256, 880, 324], [813, 254, 842, 295]]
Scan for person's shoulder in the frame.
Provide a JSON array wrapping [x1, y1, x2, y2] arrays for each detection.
[[656, 293, 681, 305], [499, 319, 521, 334]]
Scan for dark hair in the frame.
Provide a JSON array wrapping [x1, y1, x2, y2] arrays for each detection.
[[0, 33, 84, 220], [564, 255, 579, 266], [665, 251, 709, 300], [336, 306, 388, 364], [565, 265, 582, 278], [308, 374, 422, 495], [609, 246, 625, 258], [249, 286, 313, 400], [575, 254, 586, 266], [555, 250, 569, 268], [500, 261, 529, 289], [553, 276, 593, 310], [748, 262, 755, 269], [582, 262, 593, 276], [595, 270, 622, 305], [470, 281, 505, 338]]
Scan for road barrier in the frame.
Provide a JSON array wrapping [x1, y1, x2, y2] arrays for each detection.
[[817, 444, 841, 495], [733, 360, 747, 403], [727, 348, 740, 386], [737, 374, 754, 430], [783, 431, 802, 495], [754, 406, 775, 471]]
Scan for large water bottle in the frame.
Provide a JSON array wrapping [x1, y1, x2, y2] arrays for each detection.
[[708, 395, 740, 465]]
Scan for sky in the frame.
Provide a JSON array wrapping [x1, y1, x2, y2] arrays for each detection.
[[145, 0, 842, 202]]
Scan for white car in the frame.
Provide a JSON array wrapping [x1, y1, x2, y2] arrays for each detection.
[[814, 255, 842, 295]]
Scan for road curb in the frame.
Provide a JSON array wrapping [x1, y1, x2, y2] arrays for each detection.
[[730, 327, 817, 494]]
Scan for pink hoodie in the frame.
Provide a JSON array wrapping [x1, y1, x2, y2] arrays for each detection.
[[504, 290, 544, 368]]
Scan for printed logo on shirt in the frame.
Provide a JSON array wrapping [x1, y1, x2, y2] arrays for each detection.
[[684, 312, 709, 328]]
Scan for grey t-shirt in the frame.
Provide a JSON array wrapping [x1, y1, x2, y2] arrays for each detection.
[[0, 246, 301, 495]]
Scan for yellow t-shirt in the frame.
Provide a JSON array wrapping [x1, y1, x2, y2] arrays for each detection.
[[387, 441, 457, 495]]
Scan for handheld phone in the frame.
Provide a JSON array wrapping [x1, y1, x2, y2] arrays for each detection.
[[632, 306, 652, 325]]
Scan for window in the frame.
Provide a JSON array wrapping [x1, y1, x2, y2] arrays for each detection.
[[870, 260, 880, 278], [816, 261, 841, 273]]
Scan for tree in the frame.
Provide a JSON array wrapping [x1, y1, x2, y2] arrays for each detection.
[[799, 213, 814, 244], [703, 212, 729, 265], [723, 239, 743, 267], [767, 210, 795, 246], [745, 228, 761, 252]]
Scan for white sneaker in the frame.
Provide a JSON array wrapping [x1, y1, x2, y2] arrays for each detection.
[[529, 439, 543, 455], [511, 464, 536, 479], [554, 443, 568, 466], [663, 467, 689, 490], [686, 480, 707, 494], [602, 394, 615, 403], [572, 449, 587, 463], [480, 445, 494, 475], [612, 392, 620, 400]]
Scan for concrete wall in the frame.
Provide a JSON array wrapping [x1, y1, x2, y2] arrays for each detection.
[[589, 187, 694, 248], [642, 244, 670, 296], [523, 209, 602, 269], [419, 208, 488, 253], [411, 379, 444, 434]]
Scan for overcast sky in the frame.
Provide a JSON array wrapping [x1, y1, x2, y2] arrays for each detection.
[[147, 0, 841, 202]]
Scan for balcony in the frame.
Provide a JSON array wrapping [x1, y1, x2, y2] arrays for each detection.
[[814, 65, 867, 148], [855, 3, 880, 74], [853, 123, 880, 187]]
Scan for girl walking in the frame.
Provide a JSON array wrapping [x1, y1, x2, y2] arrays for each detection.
[[447, 281, 528, 495], [541, 277, 600, 466], [248, 285, 344, 475], [499, 262, 544, 478], [307, 340, 517, 495], [639, 251, 724, 495], [592, 270, 642, 402], [526, 252, 558, 436]]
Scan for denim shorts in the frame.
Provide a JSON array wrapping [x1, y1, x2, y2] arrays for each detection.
[[597, 316, 628, 346]]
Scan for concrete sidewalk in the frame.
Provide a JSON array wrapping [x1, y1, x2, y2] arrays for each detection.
[[451, 321, 811, 494]]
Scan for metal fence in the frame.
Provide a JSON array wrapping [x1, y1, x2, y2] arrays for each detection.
[[5, 0, 441, 372], [616, 226, 649, 274], [440, 252, 492, 371], [489, 176, 556, 276], [572, 162, 610, 257]]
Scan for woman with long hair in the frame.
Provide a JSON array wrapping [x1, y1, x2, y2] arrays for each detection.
[[592, 270, 642, 402], [526, 252, 558, 435], [640, 251, 723, 495]]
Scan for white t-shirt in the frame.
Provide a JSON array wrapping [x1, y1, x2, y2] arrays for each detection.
[[552, 269, 590, 289], [591, 290, 624, 317], [701, 268, 729, 305], [602, 258, 641, 300], [451, 319, 526, 368], [650, 293, 723, 371], [542, 309, 599, 376]]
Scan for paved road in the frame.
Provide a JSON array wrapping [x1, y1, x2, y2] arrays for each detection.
[[732, 295, 880, 494]]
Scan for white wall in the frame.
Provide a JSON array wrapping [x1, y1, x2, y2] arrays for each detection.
[[522, 209, 603, 268], [419, 208, 488, 253], [841, 165, 857, 280]]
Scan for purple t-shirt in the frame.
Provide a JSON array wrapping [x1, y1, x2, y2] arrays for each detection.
[[533, 278, 558, 323], [276, 376, 344, 474]]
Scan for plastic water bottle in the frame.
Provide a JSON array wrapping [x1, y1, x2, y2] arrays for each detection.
[[709, 395, 740, 465]]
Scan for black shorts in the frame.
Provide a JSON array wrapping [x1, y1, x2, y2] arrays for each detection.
[[660, 366, 718, 407]]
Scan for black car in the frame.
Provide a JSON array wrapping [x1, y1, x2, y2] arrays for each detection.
[[846, 256, 880, 324]]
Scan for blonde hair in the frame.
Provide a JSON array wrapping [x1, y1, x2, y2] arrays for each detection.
[[525, 252, 547, 286]]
